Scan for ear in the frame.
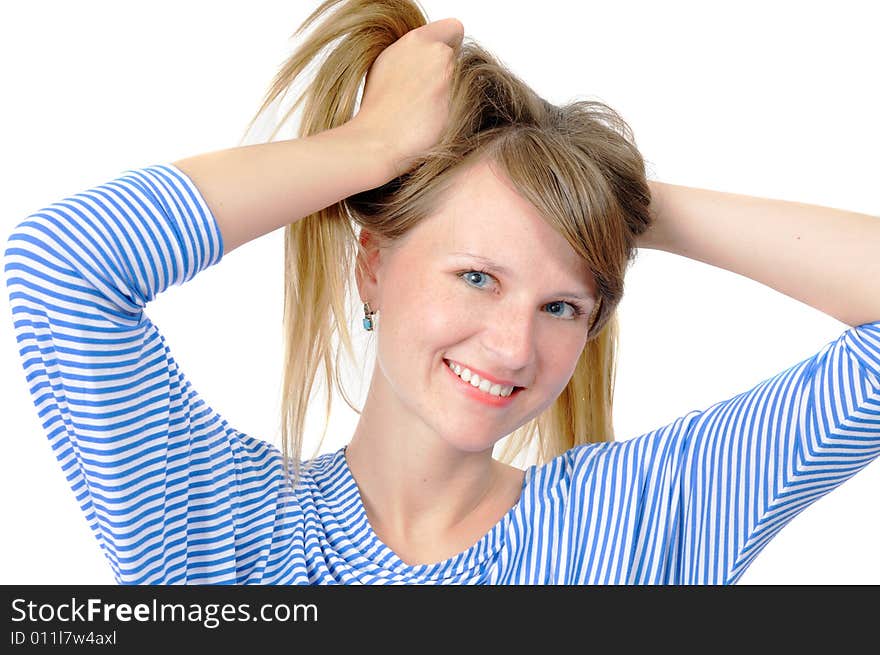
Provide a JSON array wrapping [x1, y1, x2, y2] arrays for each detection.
[[355, 228, 385, 310]]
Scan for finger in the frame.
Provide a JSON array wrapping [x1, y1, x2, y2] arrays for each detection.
[[418, 17, 464, 51]]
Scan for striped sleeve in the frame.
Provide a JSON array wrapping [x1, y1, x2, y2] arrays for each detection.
[[3, 164, 292, 584], [569, 321, 880, 584]]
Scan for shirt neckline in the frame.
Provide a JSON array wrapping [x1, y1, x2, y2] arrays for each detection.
[[336, 445, 537, 580]]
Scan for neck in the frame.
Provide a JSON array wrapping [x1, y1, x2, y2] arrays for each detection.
[[343, 434, 504, 543]]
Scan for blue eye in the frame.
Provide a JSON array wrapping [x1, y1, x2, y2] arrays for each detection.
[[458, 269, 587, 320], [461, 270, 492, 288]]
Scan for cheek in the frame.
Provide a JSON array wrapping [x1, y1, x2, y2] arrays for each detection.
[[380, 270, 457, 348], [414, 300, 465, 360], [422, 295, 467, 335], [542, 338, 585, 386], [401, 271, 459, 333]]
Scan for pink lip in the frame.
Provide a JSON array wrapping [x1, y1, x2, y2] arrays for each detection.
[[443, 359, 524, 408], [443, 358, 523, 388]]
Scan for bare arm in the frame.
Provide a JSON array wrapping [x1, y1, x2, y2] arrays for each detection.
[[640, 181, 880, 328], [173, 123, 395, 255]]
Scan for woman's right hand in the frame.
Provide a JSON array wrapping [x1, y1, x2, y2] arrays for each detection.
[[348, 17, 465, 178]]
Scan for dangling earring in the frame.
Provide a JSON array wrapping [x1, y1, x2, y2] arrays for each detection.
[[363, 302, 376, 331]]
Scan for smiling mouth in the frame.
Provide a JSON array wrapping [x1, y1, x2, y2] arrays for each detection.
[[443, 358, 526, 397]]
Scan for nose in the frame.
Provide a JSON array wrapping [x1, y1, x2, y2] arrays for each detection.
[[478, 301, 536, 375]]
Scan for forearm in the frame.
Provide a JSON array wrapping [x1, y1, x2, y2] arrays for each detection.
[[173, 123, 395, 255], [641, 181, 880, 327]]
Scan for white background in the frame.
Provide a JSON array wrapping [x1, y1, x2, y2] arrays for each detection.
[[1, 0, 878, 584]]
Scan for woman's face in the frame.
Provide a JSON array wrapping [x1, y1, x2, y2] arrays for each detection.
[[358, 157, 598, 454]]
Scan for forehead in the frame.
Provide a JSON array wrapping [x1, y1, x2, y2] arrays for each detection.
[[404, 158, 596, 297]]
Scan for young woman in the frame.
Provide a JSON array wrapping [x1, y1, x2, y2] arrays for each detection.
[[4, 0, 878, 584]]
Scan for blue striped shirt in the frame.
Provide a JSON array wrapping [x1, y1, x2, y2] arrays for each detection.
[[4, 164, 880, 584]]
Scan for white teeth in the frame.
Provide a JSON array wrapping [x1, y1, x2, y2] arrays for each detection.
[[446, 360, 515, 398]]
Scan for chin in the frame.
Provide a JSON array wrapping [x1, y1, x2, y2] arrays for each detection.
[[438, 428, 503, 455]]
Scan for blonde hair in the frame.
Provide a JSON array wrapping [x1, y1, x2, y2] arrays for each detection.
[[241, 0, 653, 493]]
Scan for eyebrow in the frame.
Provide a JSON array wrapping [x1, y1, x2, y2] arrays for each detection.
[[449, 252, 594, 302]]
